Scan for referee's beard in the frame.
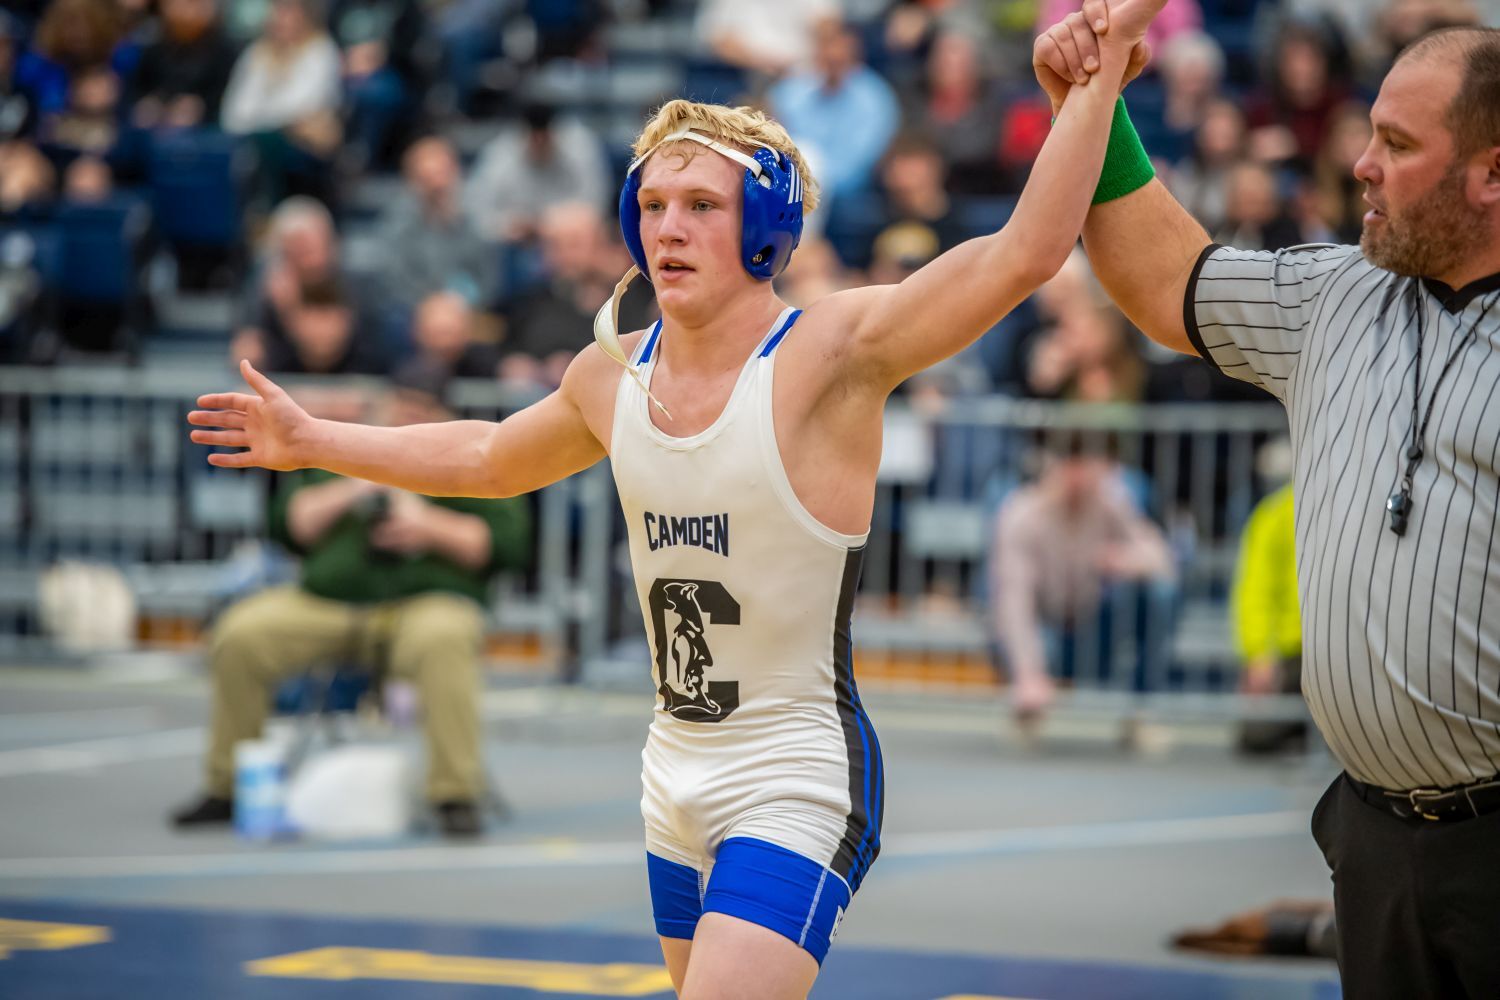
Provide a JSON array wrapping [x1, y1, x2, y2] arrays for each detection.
[[1360, 158, 1486, 280]]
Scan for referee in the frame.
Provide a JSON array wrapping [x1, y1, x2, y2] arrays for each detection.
[[1036, 17, 1500, 999]]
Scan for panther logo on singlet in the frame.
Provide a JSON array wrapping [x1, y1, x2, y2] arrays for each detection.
[[648, 579, 741, 723]]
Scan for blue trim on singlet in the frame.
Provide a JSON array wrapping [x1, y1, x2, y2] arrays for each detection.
[[635, 321, 663, 365], [758, 309, 803, 357], [646, 838, 852, 964]]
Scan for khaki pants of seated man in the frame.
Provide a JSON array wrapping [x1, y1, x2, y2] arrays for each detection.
[[205, 584, 485, 803]]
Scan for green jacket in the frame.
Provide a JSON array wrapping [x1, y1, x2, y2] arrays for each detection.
[[268, 470, 531, 605], [1231, 484, 1301, 662]]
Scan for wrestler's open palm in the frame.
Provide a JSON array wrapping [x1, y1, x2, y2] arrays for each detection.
[[187, 360, 311, 471]]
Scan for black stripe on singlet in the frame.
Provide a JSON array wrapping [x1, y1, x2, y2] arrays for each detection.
[[829, 546, 883, 893]]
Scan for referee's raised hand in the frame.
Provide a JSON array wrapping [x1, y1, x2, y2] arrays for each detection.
[[187, 359, 313, 471]]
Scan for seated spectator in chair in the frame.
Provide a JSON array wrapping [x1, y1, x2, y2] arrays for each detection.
[[1244, 20, 1351, 168], [221, 0, 342, 212], [15, 0, 129, 146], [1165, 98, 1246, 234], [40, 63, 121, 155], [1025, 253, 1147, 404], [128, 0, 237, 132], [404, 290, 500, 380], [989, 434, 1176, 725], [1307, 101, 1372, 245], [1232, 442, 1306, 756], [694, 0, 838, 79], [769, 20, 899, 203], [172, 370, 531, 836], [0, 13, 36, 142], [259, 277, 390, 375], [1140, 30, 1226, 166], [908, 31, 1008, 195], [465, 102, 609, 245], [0, 139, 55, 215], [499, 201, 651, 390], [872, 133, 964, 252], [327, 0, 424, 170], [375, 136, 494, 317], [1210, 160, 1306, 252], [233, 196, 371, 368], [62, 153, 112, 202]]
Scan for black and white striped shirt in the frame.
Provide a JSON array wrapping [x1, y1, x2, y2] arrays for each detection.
[[1186, 243, 1500, 791]]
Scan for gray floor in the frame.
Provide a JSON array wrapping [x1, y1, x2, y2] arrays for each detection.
[[0, 661, 1338, 991]]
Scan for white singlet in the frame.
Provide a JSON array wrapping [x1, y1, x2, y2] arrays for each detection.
[[608, 306, 884, 892]]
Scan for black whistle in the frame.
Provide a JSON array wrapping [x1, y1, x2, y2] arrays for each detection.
[[1387, 490, 1412, 536]]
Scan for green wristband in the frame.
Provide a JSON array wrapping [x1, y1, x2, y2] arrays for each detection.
[[1092, 97, 1155, 205]]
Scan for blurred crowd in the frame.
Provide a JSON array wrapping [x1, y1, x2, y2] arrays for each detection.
[[4, 0, 1496, 738], [0, 0, 1493, 391]]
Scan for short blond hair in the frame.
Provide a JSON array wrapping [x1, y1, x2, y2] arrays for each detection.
[[632, 99, 820, 214]]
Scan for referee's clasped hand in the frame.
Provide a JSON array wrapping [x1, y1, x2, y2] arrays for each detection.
[[187, 359, 313, 472], [1032, 0, 1154, 111]]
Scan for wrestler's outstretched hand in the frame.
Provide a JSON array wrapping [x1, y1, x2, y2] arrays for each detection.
[[187, 359, 313, 471]]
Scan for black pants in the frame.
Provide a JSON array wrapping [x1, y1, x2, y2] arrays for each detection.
[[1311, 773, 1500, 999]]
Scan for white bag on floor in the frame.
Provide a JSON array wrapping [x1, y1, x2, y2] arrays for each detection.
[[284, 744, 413, 840]]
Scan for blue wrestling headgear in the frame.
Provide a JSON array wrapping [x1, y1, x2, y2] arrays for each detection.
[[618, 127, 805, 282], [595, 127, 805, 420]]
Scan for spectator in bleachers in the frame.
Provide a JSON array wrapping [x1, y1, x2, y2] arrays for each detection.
[[262, 276, 390, 375], [775, 235, 851, 307], [1308, 101, 1373, 244], [866, 219, 940, 288], [128, 0, 237, 131], [15, 0, 129, 144], [171, 368, 532, 837], [62, 152, 112, 201], [989, 432, 1176, 726], [1211, 160, 1305, 252], [872, 133, 963, 252], [465, 101, 609, 245], [499, 201, 650, 389], [1363, 0, 1488, 84], [0, 138, 55, 213], [1231, 440, 1306, 756], [694, 0, 839, 78], [326, 0, 425, 170], [1166, 97, 1246, 232], [908, 31, 1008, 195], [0, 13, 36, 141], [769, 20, 899, 203], [403, 290, 500, 381], [45, 62, 121, 155], [879, 0, 994, 95], [1145, 30, 1225, 166], [1244, 19, 1353, 167], [374, 135, 493, 316], [1026, 253, 1146, 404], [233, 196, 373, 368], [221, 0, 342, 210]]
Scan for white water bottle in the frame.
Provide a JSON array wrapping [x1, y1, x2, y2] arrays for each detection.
[[234, 739, 289, 841]]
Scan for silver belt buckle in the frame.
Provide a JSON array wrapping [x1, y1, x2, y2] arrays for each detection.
[[1407, 788, 1444, 821]]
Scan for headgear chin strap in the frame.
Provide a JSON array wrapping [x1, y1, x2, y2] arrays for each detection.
[[592, 265, 671, 418], [595, 126, 805, 412]]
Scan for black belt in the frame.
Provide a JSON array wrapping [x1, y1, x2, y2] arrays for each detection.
[[1347, 774, 1500, 823]]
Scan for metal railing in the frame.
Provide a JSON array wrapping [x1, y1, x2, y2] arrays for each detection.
[[1, 367, 1294, 712], [0, 366, 608, 670]]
